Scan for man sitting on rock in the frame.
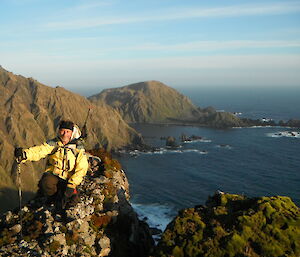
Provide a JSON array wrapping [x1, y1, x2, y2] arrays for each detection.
[[14, 120, 89, 210]]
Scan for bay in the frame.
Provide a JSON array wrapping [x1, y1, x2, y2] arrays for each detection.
[[118, 87, 300, 230]]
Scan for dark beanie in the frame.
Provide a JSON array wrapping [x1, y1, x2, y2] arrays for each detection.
[[59, 120, 74, 131]]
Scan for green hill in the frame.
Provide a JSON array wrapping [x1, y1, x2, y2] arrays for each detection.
[[156, 192, 300, 257]]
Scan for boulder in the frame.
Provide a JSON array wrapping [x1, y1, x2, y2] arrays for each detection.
[[166, 136, 178, 148]]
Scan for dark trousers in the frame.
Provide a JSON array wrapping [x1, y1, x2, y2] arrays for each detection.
[[38, 173, 66, 197], [37, 173, 79, 208]]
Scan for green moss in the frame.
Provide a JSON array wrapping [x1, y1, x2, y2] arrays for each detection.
[[240, 225, 253, 240], [262, 202, 276, 219], [225, 233, 247, 257], [260, 243, 284, 256], [213, 206, 228, 216], [213, 226, 227, 238], [156, 193, 300, 257], [172, 246, 184, 257]]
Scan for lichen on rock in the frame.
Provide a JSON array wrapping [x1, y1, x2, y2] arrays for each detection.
[[155, 192, 300, 257], [0, 149, 153, 257]]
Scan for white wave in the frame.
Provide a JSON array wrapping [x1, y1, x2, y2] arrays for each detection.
[[267, 131, 300, 138], [266, 133, 281, 138], [166, 150, 183, 153], [128, 147, 208, 156], [143, 149, 166, 155], [233, 126, 282, 129], [183, 149, 208, 154], [216, 144, 232, 149], [182, 139, 212, 143], [131, 203, 175, 241], [249, 125, 273, 128]]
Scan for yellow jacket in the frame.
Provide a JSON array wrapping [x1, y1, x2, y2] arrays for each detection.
[[23, 138, 89, 188]]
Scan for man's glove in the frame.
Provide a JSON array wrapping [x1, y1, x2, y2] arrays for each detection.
[[64, 186, 77, 199], [14, 147, 27, 163], [62, 186, 78, 209]]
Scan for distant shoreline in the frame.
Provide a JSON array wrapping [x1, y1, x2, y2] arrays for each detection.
[[128, 122, 300, 129]]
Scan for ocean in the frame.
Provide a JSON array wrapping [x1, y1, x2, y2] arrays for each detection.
[[118, 86, 300, 231]]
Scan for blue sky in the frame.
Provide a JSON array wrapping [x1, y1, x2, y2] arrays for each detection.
[[1, 0, 300, 94]]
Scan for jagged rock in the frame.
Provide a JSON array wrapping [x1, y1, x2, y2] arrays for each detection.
[[99, 236, 111, 256], [4, 212, 12, 223], [166, 136, 178, 148], [8, 224, 21, 235], [0, 152, 154, 256]]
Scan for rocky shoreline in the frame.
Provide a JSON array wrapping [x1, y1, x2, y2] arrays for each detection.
[[128, 117, 300, 129]]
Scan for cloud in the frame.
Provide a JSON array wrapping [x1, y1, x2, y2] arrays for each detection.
[[44, 2, 300, 30], [117, 40, 300, 52]]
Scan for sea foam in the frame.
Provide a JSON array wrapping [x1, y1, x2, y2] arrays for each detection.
[[131, 202, 175, 242], [267, 131, 300, 138]]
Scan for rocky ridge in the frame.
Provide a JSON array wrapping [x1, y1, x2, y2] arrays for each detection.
[[155, 192, 300, 257], [0, 149, 153, 256]]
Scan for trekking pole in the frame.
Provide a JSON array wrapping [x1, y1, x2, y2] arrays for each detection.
[[16, 160, 23, 238], [81, 107, 92, 139], [84, 107, 92, 127]]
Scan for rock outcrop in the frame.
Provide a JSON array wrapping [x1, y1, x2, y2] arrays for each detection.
[[0, 66, 143, 213], [165, 136, 179, 148], [279, 119, 300, 128], [199, 111, 245, 128], [0, 150, 154, 256], [156, 192, 300, 257]]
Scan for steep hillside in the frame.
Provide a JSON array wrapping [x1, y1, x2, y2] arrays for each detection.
[[0, 66, 143, 212], [88, 81, 201, 123]]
